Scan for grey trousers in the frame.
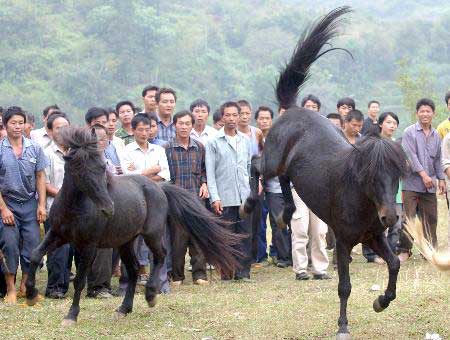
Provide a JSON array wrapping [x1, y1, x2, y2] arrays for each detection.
[[87, 248, 112, 294]]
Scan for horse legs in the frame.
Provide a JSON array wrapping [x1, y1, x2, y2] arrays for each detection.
[[276, 175, 296, 228], [61, 246, 96, 326], [115, 240, 138, 317], [26, 230, 64, 305], [366, 233, 400, 313], [335, 239, 352, 339], [142, 231, 167, 308]]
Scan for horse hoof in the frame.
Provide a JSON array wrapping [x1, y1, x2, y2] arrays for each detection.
[[115, 311, 127, 320], [239, 204, 248, 219], [147, 296, 157, 308], [61, 318, 77, 327], [336, 332, 351, 340], [26, 296, 38, 307], [373, 297, 385, 313]]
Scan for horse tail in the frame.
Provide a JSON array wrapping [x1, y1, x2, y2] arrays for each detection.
[[276, 6, 352, 109], [160, 183, 242, 276]]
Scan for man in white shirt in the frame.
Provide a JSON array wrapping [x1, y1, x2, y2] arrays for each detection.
[[122, 114, 171, 293], [30, 104, 60, 148], [189, 99, 217, 145], [43, 113, 71, 299]]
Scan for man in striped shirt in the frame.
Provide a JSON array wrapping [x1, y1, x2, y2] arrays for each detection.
[[165, 110, 208, 285]]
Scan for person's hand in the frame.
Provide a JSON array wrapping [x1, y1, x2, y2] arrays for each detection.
[[438, 179, 446, 195], [212, 200, 223, 216], [1, 207, 15, 226], [199, 183, 209, 199], [421, 174, 434, 189], [258, 178, 263, 195], [127, 162, 136, 171], [37, 204, 47, 224]]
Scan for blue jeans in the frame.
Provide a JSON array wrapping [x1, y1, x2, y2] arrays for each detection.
[[0, 198, 40, 275]]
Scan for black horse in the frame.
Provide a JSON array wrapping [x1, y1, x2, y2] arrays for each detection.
[[241, 7, 409, 339], [25, 128, 240, 326]]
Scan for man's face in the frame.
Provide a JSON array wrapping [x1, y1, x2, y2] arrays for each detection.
[[256, 110, 272, 132], [238, 105, 252, 126], [416, 105, 435, 125], [345, 119, 363, 136], [24, 121, 35, 138], [175, 115, 193, 139], [192, 105, 209, 125], [338, 105, 353, 119], [52, 117, 70, 142], [149, 120, 158, 140], [6, 115, 25, 139], [158, 93, 176, 117], [90, 114, 108, 127], [107, 113, 118, 136], [328, 118, 342, 129], [133, 121, 151, 144], [143, 90, 157, 112], [223, 106, 239, 130], [95, 129, 108, 152], [118, 105, 134, 125], [368, 102, 380, 117], [304, 100, 319, 112]]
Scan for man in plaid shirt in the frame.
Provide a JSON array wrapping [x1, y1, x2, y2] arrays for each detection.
[[165, 110, 209, 286]]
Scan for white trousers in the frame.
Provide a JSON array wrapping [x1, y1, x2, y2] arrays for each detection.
[[291, 189, 329, 275]]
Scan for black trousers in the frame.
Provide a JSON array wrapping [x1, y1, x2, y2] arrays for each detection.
[[44, 221, 70, 295], [222, 206, 252, 280], [87, 248, 112, 294], [170, 227, 206, 282], [0, 265, 6, 298], [265, 192, 292, 262]]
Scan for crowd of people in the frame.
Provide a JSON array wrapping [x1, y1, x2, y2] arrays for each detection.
[[1, 86, 450, 304]]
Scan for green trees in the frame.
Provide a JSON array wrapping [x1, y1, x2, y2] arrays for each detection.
[[0, 1, 448, 126]]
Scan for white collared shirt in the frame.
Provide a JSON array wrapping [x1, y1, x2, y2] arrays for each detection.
[[30, 127, 52, 149], [44, 141, 66, 210], [190, 125, 217, 146], [122, 141, 170, 181]]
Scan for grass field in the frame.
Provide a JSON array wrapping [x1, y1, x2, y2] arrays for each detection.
[[1, 202, 449, 339]]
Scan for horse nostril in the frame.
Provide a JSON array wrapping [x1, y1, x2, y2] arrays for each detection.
[[380, 216, 387, 226]]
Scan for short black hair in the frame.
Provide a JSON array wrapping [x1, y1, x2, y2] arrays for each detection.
[[85, 107, 109, 124], [106, 107, 118, 119], [368, 100, 380, 108], [213, 109, 222, 124], [416, 98, 435, 112], [146, 113, 158, 124], [189, 99, 210, 113], [345, 110, 364, 122], [156, 88, 177, 103], [444, 91, 450, 105], [173, 110, 195, 125], [237, 99, 252, 110], [337, 97, 356, 109], [43, 104, 60, 118], [25, 111, 35, 124], [255, 106, 274, 120], [3, 106, 26, 125], [115, 100, 135, 114], [142, 85, 159, 98], [326, 112, 343, 122], [131, 113, 151, 130], [301, 94, 321, 110], [378, 111, 399, 126], [220, 101, 241, 116], [47, 112, 69, 130]]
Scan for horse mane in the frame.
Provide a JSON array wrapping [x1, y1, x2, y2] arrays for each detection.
[[276, 6, 352, 109], [61, 127, 104, 171], [341, 136, 409, 187]]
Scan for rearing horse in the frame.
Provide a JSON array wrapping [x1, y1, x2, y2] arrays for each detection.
[[241, 7, 409, 339]]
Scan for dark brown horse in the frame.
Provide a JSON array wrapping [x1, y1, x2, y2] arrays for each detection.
[[25, 127, 240, 326], [241, 7, 409, 339]]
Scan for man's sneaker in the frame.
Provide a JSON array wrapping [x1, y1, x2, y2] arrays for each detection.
[[88, 288, 113, 299], [46, 291, 65, 299], [206, 264, 215, 270], [112, 288, 126, 297], [276, 260, 291, 268], [313, 273, 332, 280], [295, 272, 310, 280], [137, 273, 149, 286]]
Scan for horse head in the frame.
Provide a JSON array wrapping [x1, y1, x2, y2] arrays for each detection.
[[343, 136, 409, 228], [61, 127, 115, 217]]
